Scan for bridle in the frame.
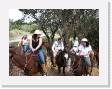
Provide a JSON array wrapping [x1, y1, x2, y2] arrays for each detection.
[[23, 52, 36, 71]]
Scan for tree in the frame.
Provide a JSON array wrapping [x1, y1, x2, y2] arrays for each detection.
[[19, 9, 63, 44], [19, 9, 99, 50]]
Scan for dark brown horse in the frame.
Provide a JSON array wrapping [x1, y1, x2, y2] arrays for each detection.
[[55, 49, 69, 75], [9, 46, 44, 76]]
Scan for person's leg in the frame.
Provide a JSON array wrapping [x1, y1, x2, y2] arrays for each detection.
[[38, 49, 47, 75], [84, 57, 91, 67], [41, 48, 47, 62], [84, 57, 92, 75]]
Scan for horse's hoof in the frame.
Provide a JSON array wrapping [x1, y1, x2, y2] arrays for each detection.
[[43, 74, 47, 76], [42, 72, 47, 76], [58, 71, 61, 75], [63, 74, 66, 76]]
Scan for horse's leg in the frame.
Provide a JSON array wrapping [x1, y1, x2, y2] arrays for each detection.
[[89, 59, 93, 76], [86, 62, 91, 76], [50, 57, 54, 66], [81, 60, 84, 76], [50, 51, 55, 67], [86, 59, 92, 76], [63, 67, 66, 76], [58, 66, 61, 74], [96, 57, 99, 68], [82, 59, 87, 76], [80, 59, 84, 76], [52, 57, 56, 67], [85, 64, 88, 76], [38, 64, 44, 75]]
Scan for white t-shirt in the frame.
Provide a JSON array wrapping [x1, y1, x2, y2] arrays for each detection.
[[52, 41, 64, 52], [78, 45, 92, 57], [78, 44, 83, 51], [22, 38, 29, 45]]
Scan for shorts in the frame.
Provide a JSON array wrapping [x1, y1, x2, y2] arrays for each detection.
[[22, 45, 30, 53], [83, 57, 91, 67]]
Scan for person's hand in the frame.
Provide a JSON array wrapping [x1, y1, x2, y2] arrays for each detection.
[[18, 44, 20, 47], [32, 48, 35, 52]]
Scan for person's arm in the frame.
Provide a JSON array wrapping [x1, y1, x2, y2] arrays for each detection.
[[52, 42, 55, 52], [78, 46, 84, 56], [18, 39, 22, 47], [61, 42, 64, 50], [35, 37, 42, 51], [88, 45, 93, 55], [29, 38, 34, 51], [78, 45, 81, 53]]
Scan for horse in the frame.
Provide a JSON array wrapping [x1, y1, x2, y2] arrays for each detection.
[[69, 52, 83, 76], [42, 42, 54, 66], [69, 51, 94, 76], [9, 46, 46, 76], [55, 49, 69, 76]]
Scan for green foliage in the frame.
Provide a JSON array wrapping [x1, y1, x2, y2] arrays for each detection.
[[9, 20, 38, 33], [10, 9, 99, 50], [21, 23, 38, 33], [9, 19, 25, 30]]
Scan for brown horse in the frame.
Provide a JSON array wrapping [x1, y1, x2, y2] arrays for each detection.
[[9, 46, 45, 76], [42, 42, 54, 66], [69, 53, 84, 76], [69, 51, 94, 76]]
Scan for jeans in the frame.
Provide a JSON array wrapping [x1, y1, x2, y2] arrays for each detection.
[[36, 49, 45, 64], [22, 45, 30, 53], [84, 57, 91, 67]]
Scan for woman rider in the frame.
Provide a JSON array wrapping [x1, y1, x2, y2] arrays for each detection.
[[78, 38, 94, 75], [18, 35, 30, 54], [30, 30, 47, 76]]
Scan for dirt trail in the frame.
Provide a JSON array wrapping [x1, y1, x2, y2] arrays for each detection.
[[10, 58, 99, 76], [11, 64, 99, 76]]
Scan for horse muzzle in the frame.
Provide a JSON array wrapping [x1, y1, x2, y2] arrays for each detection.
[[64, 53, 68, 59]]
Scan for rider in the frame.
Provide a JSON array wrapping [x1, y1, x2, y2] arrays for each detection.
[[52, 37, 64, 66], [29, 30, 47, 76], [18, 34, 30, 53], [70, 37, 79, 53], [78, 38, 93, 67]]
